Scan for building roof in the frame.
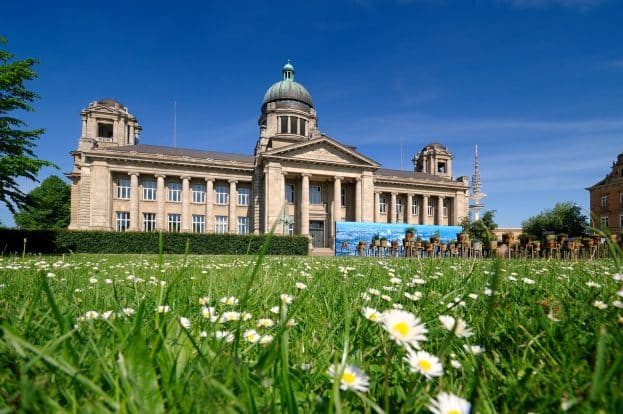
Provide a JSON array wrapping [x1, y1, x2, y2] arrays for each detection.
[[375, 168, 454, 183], [262, 62, 313, 108], [106, 144, 254, 164], [97, 98, 126, 108]]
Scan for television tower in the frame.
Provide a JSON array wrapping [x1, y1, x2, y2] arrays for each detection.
[[469, 145, 486, 221]]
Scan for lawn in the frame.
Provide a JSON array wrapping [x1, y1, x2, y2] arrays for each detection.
[[0, 252, 621, 413]]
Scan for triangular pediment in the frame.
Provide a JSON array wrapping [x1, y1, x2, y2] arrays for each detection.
[[84, 105, 124, 115], [263, 136, 380, 168]]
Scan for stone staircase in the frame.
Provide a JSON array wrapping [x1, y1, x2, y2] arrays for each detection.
[[310, 247, 334, 257]]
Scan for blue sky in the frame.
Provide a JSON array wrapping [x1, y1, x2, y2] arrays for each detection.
[[2, 0, 622, 227]]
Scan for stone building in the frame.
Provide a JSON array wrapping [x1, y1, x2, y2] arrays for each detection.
[[67, 62, 470, 252], [587, 151, 623, 235]]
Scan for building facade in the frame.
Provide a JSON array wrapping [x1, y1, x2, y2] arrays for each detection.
[[587, 152, 623, 235], [67, 63, 470, 251]]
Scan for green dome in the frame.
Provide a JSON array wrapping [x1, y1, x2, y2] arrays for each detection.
[[262, 61, 313, 108]]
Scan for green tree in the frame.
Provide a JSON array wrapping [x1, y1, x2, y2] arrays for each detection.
[[14, 175, 70, 229], [1, 36, 54, 213], [521, 202, 587, 241], [460, 210, 498, 246]]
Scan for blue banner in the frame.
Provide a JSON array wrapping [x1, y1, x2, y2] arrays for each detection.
[[335, 221, 463, 256]]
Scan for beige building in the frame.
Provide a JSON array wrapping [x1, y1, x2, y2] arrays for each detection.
[[67, 62, 470, 251]]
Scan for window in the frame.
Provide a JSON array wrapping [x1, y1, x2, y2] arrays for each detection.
[[443, 202, 448, 217], [238, 217, 249, 234], [437, 162, 446, 174], [215, 185, 229, 204], [116, 211, 130, 231], [98, 123, 113, 138], [215, 216, 228, 234], [427, 199, 434, 216], [601, 195, 608, 207], [280, 116, 288, 134], [290, 116, 298, 134], [192, 184, 206, 204], [192, 215, 205, 233], [299, 118, 306, 136], [396, 197, 403, 214], [620, 214, 623, 228], [143, 213, 156, 232], [168, 214, 181, 232], [379, 196, 387, 214], [143, 180, 156, 201], [600, 216, 609, 228], [168, 182, 181, 202], [310, 185, 322, 204], [412, 197, 419, 215], [116, 178, 131, 199], [285, 183, 295, 203], [237, 187, 250, 206]]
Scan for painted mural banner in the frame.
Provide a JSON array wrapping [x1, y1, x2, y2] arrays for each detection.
[[335, 221, 463, 256]]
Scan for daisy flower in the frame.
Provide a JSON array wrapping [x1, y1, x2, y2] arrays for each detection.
[[326, 363, 370, 393], [428, 392, 471, 414], [362, 307, 383, 322], [438, 315, 474, 338], [593, 300, 608, 310], [101, 311, 115, 320], [280, 294, 293, 304], [180, 317, 191, 330], [260, 335, 274, 345], [198, 296, 210, 305], [257, 318, 275, 328], [381, 309, 428, 349], [463, 344, 485, 355], [220, 296, 239, 306], [244, 329, 260, 343], [156, 305, 170, 313], [405, 350, 444, 379], [84, 310, 99, 320], [295, 282, 307, 290], [215, 330, 234, 342], [201, 306, 217, 319], [122, 307, 135, 317], [220, 311, 241, 322]]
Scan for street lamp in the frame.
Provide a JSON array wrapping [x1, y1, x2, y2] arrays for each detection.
[[279, 212, 294, 235]]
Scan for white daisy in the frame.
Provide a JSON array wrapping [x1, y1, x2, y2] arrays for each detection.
[[428, 391, 471, 414], [463, 344, 485, 355], [381, 309, 428, 349], [295, 282, 307, 290], [122, 307, 135, 317], [405, 350, 444, 379], [438, 315, 474, 338], [280, 294, 293, 304], [220, 311, 241, 322], [84, 310, 99, 320], [156, 305, 170, 313], [180, 317, 191, 329], [260, 335, 274, 345], [326, 363, 370, 393], [215, 330, 234, 342], [593, 300, 608, 310], [257, 318, 275, 328], [220, 296, 239, 306], [244, 329, 260, 343]]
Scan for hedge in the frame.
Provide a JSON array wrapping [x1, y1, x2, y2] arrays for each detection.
[[0, 229, 309, 256]]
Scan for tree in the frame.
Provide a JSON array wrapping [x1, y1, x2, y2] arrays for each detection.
[[0, 36, 54, 213], [521, 202, 587, 241], [13, 175, 70, 229], [459, 210, 498, 246]]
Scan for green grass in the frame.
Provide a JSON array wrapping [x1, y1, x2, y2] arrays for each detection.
[[0, 253, 622, 413]]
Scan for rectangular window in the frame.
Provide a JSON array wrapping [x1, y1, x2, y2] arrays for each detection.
[[237, 187, 250, 206], [168, 213, 181, 232], [215, 215, 228, 234], [427, 199, 434, 216], [600, 216, 609, 228], [143, 180, 157, 201], [285, 183, 295, 203], [116, 178, 131, 199], [192, 215, 205, 233], [237, 217, 249, 234], [191, 184, 206, 204], [116, 211, 130, 231], [290, 116, 298, 134], [143, 213, 156, 232], [443, 202, 448, 218], [168, 182, 182, 202], [98, 123, 113, 138], [310, 185, 322, 204], [396, 197, 403, 214], [412, 197, 419, 215], [379, 196, 387, 214], [299, 118, 306, 136], [280, 116, 288, 134], [601, 195, 608, 207], [341, 188, 346, 207], [215, 185, 229, 204]]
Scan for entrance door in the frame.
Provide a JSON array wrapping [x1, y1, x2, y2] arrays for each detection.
[[309, 220, 325, 248]]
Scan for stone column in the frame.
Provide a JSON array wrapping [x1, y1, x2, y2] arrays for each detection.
[[229, 179, 237, 234], [332, 177, 342, 245], [406, 194, 413, 225], [360, 171, 374, 222], [390, 192, 397, 224], [422, 194, 429, 225], [129, 125, 135, 145], [156, 174, 166, 231], [129, 172, 139, 231], [181, 176, 191, 232], [437, 196, 444, 225], [205, 178, 214, 233], [374, 192, 380, 223], [300, 174, 310, 235], [355, 178, 362, 222], [82, 118, 87, 137]]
